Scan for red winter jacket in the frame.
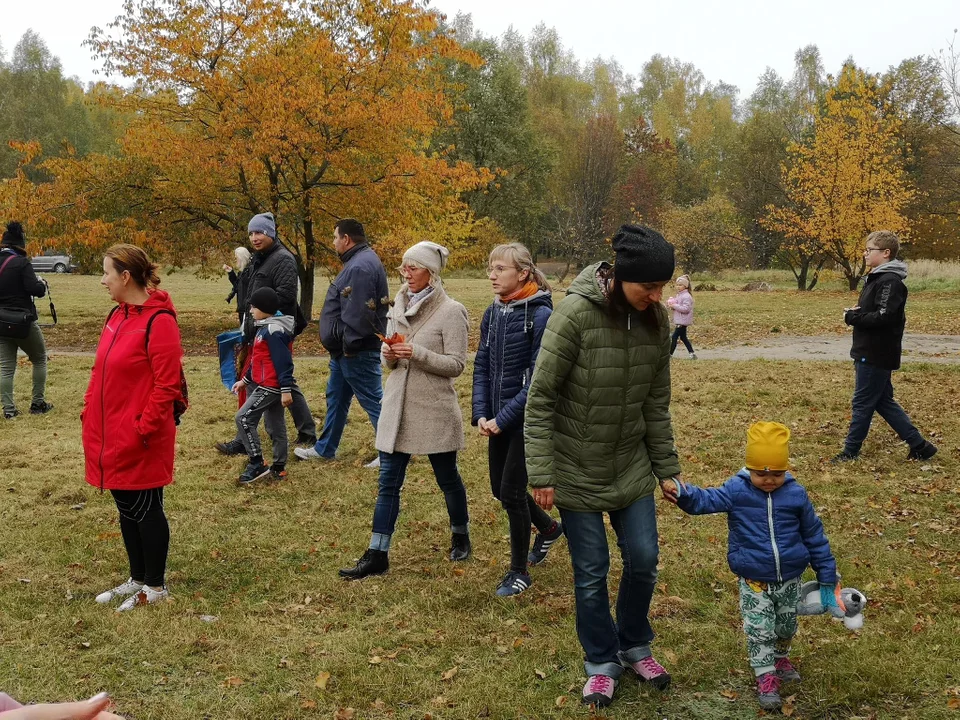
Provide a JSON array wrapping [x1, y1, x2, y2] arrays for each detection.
[[82, 290, 184, 491]]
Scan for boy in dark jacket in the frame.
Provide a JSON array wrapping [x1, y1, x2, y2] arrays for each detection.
[[833, 230, 936, 463], [232, 288, 295, 485], [661, 422, 842, 712]]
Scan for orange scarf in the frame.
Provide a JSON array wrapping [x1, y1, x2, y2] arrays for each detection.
[[500, 280, 539, 303]]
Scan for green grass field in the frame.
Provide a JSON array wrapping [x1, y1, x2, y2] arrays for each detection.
[[1, 272, 958, 719]]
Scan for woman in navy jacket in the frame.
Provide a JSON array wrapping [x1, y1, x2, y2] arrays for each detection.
[[472, 243, 563, 597]]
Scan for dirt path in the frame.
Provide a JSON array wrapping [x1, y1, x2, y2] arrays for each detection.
[[693, 333, 960, 363]]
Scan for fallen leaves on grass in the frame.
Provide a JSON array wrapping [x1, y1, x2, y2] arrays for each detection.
[[315, 672, 331, 690], [223, 677, 244, 687], [720, 688, 739, 700], [441, 666, 459, 681]]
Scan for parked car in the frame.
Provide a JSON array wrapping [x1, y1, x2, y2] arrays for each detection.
[[31, 250, 77, 274]]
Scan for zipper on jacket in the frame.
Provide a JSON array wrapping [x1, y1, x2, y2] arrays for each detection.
[[98, 311, 128, 491], [766, 493, 782, 582]]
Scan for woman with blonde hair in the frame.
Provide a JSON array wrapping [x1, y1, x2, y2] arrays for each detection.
[[472, 243, 563, 596], [224, 246, 253, 326], [340, 240, 471, 579]]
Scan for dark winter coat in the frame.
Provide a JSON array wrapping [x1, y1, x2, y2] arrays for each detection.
[[82, 290, 184, 491], [244, 314, 296, 392], [319, 243, 389, 357], [243, 241, 300, 341], [227, 265, 254, 323], [524, 262, 681, 512], [675, 469, 838, 585], [471, 290, 552, 433], [844, 260, 908, 370], [0, 247, 46, 322]]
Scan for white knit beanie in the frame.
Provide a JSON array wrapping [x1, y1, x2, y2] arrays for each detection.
[[402, 241, 449, 276]]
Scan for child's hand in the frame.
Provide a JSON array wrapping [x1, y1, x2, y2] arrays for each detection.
[[281, 391, 293, 408], [666, 297, 676, 307], [820, 582, 847, 616], [231, 380, 245, 394]]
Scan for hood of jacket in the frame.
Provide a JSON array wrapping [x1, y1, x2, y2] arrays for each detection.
[[118, 289, 177, 316], [869, 259, 907, 281], [255, 313, 296, 335], [566, 262, 610, 308]]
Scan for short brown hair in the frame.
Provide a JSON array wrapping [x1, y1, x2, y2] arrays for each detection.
[[866, 230, 900, 259], [105, 244, 161, 289]]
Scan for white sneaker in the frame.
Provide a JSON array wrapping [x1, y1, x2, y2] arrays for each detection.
[[95, 577, 142, 604], [116, 584, 169, 612], [364, 456, 380, 469], [689, 353, 697, 360], [294, 446, 328, 461]]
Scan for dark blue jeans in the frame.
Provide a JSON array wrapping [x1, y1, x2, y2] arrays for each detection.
[[843, 361, 923, 455], [560, 494, 659, 678], [314, 351, 383, 458], [369, 450, 469, 551]]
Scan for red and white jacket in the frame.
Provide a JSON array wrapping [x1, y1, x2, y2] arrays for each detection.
[[82, 290, 184, 491]]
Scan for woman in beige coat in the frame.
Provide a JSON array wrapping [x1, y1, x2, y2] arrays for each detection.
[[340, 241, 471, 580]]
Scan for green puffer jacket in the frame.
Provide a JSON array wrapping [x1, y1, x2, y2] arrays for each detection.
[[524, 262, 680, 512]]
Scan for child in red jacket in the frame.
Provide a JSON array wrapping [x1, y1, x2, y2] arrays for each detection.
[[232, 287, 295, 485]]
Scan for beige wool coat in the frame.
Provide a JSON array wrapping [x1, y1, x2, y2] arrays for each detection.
[[375, 284, 469, 455]]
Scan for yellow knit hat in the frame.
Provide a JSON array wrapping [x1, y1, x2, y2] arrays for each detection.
[[745, 421, 790, 471]]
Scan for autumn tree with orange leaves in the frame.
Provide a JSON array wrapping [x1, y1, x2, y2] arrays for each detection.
[[82, 0, 489, 316], [763, 65, 914, 291]]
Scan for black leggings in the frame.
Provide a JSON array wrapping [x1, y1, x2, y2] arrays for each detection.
[[489, 429, 556, 573], [111, 488, 170, 587], [671, 325, 694, 354]]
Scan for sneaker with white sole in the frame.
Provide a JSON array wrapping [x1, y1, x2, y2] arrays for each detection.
[[495, 570, 532, 597], [581, 674, 616, 706], [364, 456, 380, 469], [619, 653, 671, 690], [116, 584, 169, 612], [95, 577, 142, 604], [294, 446, 333, 461], [528, 521, 564, 566]]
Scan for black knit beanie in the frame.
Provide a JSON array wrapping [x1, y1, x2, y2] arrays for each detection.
[[611, 224, 675, 283], [2, 221, 26, 249], [250, 287, 280, 315]]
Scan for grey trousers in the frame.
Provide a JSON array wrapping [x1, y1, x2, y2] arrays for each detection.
[[232, 383, 315, 443], [0, 321, 47, 414], [236, 385, 288, 466]]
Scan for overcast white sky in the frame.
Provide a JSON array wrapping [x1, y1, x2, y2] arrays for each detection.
[[2, 0, 957, 99]]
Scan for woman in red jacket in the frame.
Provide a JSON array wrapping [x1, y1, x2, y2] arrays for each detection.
[[82, 244, 184, 612]]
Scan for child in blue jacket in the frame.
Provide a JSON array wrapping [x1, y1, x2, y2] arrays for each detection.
[[232, 287, 295, 485], [661, 422, 842, 712]]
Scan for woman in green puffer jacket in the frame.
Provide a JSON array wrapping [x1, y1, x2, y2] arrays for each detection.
[[524, 225, 682, 708]]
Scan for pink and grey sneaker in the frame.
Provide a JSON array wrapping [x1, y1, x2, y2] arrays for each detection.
[[581, 674, 616, 707], [619, 653, 671, 690], [756, 672, 782, 711], [775, 657, 801, 683]]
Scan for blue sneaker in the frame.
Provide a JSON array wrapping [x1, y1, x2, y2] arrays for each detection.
[[496, 571, 532, 597], [238, 461, 270, 485], [528, 522, 564, 566]]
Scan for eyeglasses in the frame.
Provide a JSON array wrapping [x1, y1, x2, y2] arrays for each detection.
[[487, 264, 516, 276], [397, 265, 426, 274]]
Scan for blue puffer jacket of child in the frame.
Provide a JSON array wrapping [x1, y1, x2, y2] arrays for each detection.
[[471, 290, 552, 433], [675, 469, 838, 584]]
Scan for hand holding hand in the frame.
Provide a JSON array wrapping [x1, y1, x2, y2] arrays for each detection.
[[532, 487, 555, 511], [477, 418, 492, 437], [485, 418, 502, 435]]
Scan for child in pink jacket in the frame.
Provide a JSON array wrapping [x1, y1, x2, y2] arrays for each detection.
[[666, 275, 696, 359]]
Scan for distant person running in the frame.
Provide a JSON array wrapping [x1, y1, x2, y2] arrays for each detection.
[[472, 243, 563, 597], [232, 287, 295, 485], [666, 274, 695, 359], [831, 231, 937, 463]]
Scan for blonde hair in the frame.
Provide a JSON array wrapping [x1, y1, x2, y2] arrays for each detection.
[[488, 243, 550, 291], [866, 230, 900, 259], [234, 246, 252, 271]]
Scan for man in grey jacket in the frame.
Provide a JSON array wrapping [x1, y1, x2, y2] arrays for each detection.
[[295, 218, 388, 466], [216, 212, 317, 454]]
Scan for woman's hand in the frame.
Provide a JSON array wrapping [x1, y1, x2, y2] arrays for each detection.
[[484, 418, 502, 435], [477, 418, 491, 437], [532, 487, 555, 511], [382, 342, 398, 362], [390, 342, 414, 360], [222, 264, 232, 273], [659, 474, 685, 505], [0, 693, 124, 719]]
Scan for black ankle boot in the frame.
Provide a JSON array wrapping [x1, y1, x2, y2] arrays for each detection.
[[907, 441, 937, 461], [339, 549, 389, 580], [449, 533, 471, 561]]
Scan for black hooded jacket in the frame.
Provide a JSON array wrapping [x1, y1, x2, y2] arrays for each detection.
[[0, 247, 46, 321], [844, 260, 908, 370]]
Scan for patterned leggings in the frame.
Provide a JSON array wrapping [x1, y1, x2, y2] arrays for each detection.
[[738, 576, 802, 676]]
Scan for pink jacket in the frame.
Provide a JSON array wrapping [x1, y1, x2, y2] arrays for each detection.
[[666, 289, 694, 326]]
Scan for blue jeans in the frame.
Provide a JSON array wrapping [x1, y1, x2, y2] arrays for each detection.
[[314, 351, 383, 458], [560, 494, 659, 678], [843, 361, 923, 455], [369, 450, 469, 551]]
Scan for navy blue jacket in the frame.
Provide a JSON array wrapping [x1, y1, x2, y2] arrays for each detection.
[[472, 290, 552, 433], [319, 243, 388, 357], [675, 469, 838, 585], [243, 314, 296, 393]]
